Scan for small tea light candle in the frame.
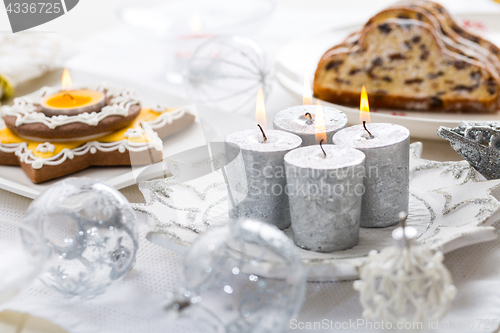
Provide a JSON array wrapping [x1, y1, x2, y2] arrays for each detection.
[[224, 127, 302, 229], [333, 123, 410, 228], [166, 13, 214, 84], [40, 89, 106, 117], [273, 105, 347, 146], [285, 144, 365, 252]]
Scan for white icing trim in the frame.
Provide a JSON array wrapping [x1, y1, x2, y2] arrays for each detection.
[[0, 142, 22, 154], [1, 123, 163, 170], [36, 142, 55, 153], [0, 83, 140, 129], [147, 105, 196, 130], [124, 128, 145, 139]]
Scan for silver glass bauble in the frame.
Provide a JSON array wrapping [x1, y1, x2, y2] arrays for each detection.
[[166, 219, 306, 333]]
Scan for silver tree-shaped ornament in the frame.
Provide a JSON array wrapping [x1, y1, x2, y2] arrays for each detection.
[[438, 121, 500, 180]]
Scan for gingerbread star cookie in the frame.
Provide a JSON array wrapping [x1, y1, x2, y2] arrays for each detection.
[[0, 105, 196, 183]]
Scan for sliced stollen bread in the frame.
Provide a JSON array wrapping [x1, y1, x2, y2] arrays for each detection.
[[329, 6, 499, 75], [406, 0, 500, 74], [366, 6, 500, 73], [416, 0, 500, 57], [313, 19, 500, 113]]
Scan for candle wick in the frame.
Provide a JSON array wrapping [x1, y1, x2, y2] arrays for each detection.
[[62, 93, 75, 100], [257, 124, 267, 142], [363, 121, 374, 139], [320, 139, 326, 158], [305, 112, 313, 125]]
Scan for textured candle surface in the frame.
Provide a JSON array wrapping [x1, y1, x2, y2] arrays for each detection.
[[285, 145, 365, 252], [225, 129, 302, 152], [285, 144, 365, 169], [333, 123, 410, 228], [224, 129, 302, 229], [273, 105, 347, 146], [332, 123, 409, 148]]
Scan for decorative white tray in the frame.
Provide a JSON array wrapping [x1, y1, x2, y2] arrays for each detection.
[[135, 143, 500, 281]]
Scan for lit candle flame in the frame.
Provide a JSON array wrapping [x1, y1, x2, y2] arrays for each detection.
[[359, 85, 370, 123], [303, 75, 313, 105], [61, 68, 73, 91], [315, 100, 327, 144], [190, 13, 202, 33], [255, 86, 267, 128]]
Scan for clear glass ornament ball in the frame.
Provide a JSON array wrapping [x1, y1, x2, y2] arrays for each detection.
[[23, 178, 139, 298], [171, 219, 306, 333], [186, 35, 272, 115]]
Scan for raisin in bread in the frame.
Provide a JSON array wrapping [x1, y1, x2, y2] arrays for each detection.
[[313, 19, 500, 113], [331, 6, 499, 75], [405, 0, 500, 73]]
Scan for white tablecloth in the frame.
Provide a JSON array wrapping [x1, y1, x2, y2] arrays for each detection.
[[2, 181, 500, 333], [2, 1, 500, 332]]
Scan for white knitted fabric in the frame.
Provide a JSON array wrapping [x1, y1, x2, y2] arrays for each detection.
[[0, 183, 500, 333]]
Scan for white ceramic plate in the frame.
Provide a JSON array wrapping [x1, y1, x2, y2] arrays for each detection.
[[275, 13, 500, 140], [0, 69, 255, 199]]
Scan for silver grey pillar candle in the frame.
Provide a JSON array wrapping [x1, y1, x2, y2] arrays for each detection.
[[332, 123, 410, 228], [273, 105, 348, 146], [224, 128, 302, 229], [284, 145, 365, 252]]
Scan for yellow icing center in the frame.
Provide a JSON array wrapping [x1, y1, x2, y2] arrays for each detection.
[[47, 94, 91, 108], [42, 89, 104, 110], [0, 108, 171, 159]]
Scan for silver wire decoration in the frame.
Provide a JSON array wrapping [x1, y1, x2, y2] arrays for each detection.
[[185, 35, 272, 114], [438, 121, 500, 180]]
